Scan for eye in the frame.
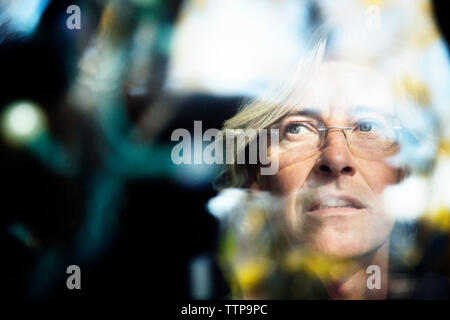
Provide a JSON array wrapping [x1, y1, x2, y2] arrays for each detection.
[[358, 121, 373, 132], [287, 123, 308, 135], [355, 119, 385, 133]]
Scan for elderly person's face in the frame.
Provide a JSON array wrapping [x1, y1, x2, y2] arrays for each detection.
[[260, 62, 400, 258]]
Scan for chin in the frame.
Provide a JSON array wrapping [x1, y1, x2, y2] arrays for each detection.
[[286, 204, 395, 258], [298, 217, 393, 259], [304, 229, 380, 258]]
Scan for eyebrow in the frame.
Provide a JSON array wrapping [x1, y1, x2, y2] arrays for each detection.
[[287, 106, 395, 120], [286, 108, 324, 122], [349, 105, 395, 118]]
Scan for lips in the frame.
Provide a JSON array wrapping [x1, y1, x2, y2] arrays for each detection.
[[307, 195, 365, 213]]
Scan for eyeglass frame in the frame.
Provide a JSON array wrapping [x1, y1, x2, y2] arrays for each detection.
[[267, 122, 405, 157], [316, 125, 404, 149]]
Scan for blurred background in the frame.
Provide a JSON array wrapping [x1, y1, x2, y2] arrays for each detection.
[[0, 0, 449, 299]]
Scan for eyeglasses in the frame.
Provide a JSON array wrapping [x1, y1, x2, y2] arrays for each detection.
[[270, 120, 403, 160]]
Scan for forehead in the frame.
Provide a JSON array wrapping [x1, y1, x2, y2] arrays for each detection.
[[295, 62, 395, 118]]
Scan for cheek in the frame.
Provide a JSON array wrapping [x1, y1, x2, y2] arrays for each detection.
[[357, 159, 399, 194], [264, 152, 317, 195]]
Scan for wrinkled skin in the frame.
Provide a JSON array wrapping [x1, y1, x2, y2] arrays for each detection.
[[258, 62, 401, 259]]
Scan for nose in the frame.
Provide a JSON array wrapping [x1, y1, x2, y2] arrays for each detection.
[[313, 129, 356, 178]]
